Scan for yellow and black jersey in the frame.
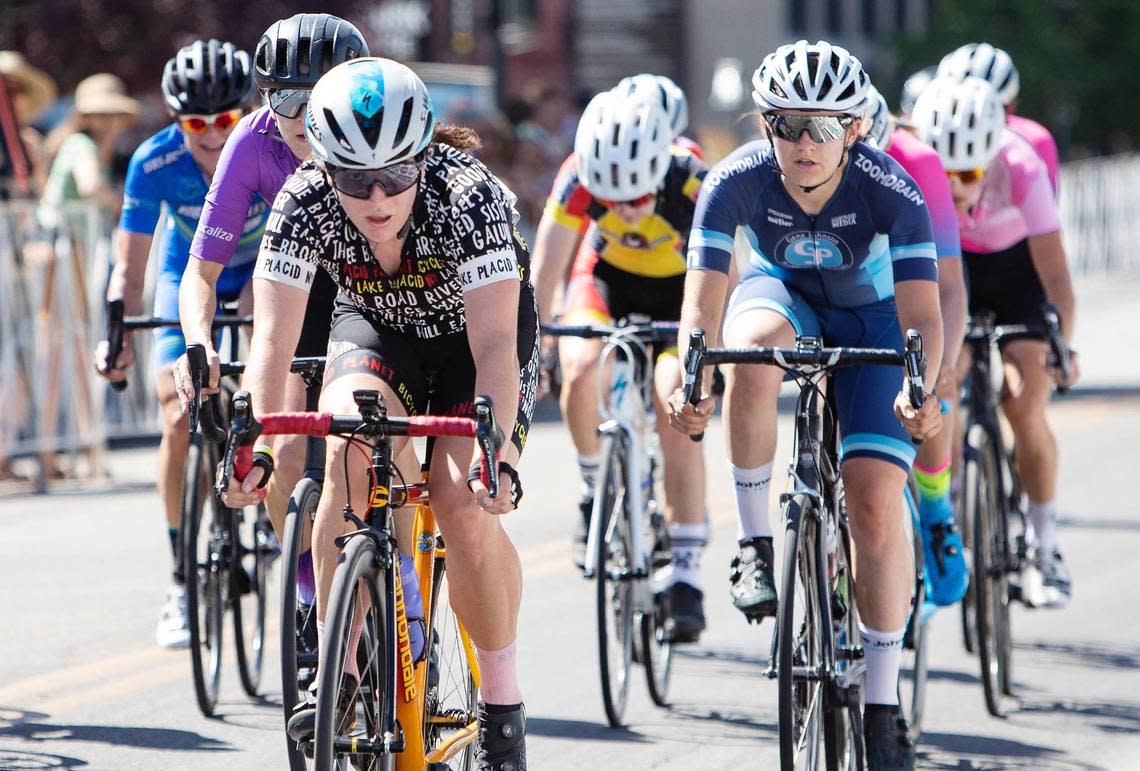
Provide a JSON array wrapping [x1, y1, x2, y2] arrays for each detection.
[[542, 147, 706, 278]]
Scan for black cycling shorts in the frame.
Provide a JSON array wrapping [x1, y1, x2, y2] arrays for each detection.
[[562, 247, 685, 325], [963, 239, 1047, 338], [324, 294, 540, 452], [295, 268, 338, 357]]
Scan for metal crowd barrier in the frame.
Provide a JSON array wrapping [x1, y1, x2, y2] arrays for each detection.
[[1059, 153, 1140, 275]]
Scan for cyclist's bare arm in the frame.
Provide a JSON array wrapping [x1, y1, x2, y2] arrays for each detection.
[[529, 216, 582, 325], [1027, 229, 1076, 339], [894, 279, 944, 440], [937, 257, 968, 392], [173, 258, 227, 396], [669, 268, 730, 434], [95, 230, 153, 379]]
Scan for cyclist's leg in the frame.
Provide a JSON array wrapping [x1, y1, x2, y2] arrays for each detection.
[[721, 276, 812, 617]]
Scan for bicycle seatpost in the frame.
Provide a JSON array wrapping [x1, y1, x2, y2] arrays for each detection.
[[104, 299, 128, 392], [683, 329, 707, 443]]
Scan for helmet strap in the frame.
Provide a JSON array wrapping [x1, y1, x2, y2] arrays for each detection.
[[397, 214, 414, 240], [799, 145, 848, 194]]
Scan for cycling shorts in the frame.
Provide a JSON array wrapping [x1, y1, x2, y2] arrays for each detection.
[[725, 275, 916, 473], [963, 239, 1047, 339], [324, 296, 540, 452], [562, 246, 685, 327], [151, 264, 252, 371]]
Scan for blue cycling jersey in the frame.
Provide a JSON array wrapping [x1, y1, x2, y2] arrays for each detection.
[[119, 124, 268, 296], [687, 141, 938, 309]]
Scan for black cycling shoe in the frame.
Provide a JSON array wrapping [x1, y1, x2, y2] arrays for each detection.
[[664, 582, 706, 643], [286, 675, 359, 745], [863, 704, 916, 771], [572, 496, 592, 570], [476, 702, 527, 771], [729, 537, 778, 622]]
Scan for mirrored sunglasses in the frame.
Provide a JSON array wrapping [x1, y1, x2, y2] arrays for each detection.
[[267, 89, 310, 119], [766, 114, 854, 144]]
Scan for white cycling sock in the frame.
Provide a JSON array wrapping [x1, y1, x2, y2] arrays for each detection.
[[1027, 499, 1058, 555], [731, 461, 774, 541], [668, 521, 709, 588], [578, 452, 601, 497], [861, 624, 904, 706]]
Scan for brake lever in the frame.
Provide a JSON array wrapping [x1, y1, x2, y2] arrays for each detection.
[[1042, 303, 1070, 394], [473, 396, 501, 500], [186, 343, 227, 443], [105, 300, 128, 392], [216, 390, 260, 499], [683, 329, 707, 443], [903, 330, 927, 446]]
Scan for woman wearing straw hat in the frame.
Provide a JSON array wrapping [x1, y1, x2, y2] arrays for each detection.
[[0, 50, 57, 194]]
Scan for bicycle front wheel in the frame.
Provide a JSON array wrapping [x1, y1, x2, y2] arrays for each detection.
[[183, 439, 224, 717], [897, 500, 928, 743], [641, 512, 673, 707], [233, 503, 273, 697], [283, 478, 322, 771], [778, 501, 827, 771], [594, 434, 635, 728]]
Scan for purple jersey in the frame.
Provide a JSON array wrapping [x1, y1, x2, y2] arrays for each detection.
[[192, 105, 301, 265]]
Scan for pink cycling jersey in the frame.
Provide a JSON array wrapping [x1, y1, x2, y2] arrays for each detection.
[[959, 130, 1060, 254], [1006, 113, 1059, 197], [887, 128, 960, 261]]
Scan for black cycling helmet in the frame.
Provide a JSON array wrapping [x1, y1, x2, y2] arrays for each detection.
[[161, 39, 254, 114], [253, 13, 369, 90]]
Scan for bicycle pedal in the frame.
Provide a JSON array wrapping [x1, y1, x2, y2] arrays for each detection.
[[837, 645, 864, 661]]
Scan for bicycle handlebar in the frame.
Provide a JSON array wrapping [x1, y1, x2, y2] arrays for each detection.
[[541, 319, 680, 345]]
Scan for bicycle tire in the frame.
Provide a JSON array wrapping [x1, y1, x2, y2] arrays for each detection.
[[423, 549, 478, 769], [594, 434, 634, 728], [641, 510, 673, 707], [233, 503, 271, 697], [958, 482, 978, 656], [283, 478, 322, 771], [183, 438, 225, 717], [823, 513, 864, 771], [778, 501, 827, 771], [897, 506, 928, 743], [965, 425, 1007, 717], [315, 535, 394, 771]]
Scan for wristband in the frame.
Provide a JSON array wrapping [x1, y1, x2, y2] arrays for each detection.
[[251, 444, 275, 489]]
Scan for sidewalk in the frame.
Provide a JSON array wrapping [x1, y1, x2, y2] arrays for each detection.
[[1068, 271, 1140, 391]]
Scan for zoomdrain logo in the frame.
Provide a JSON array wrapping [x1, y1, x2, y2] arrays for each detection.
[[775, 231, 854, 270], [395, 570, 417, 703]]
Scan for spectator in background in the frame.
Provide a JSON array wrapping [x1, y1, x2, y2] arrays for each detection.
[[0, 51, 57, 195]]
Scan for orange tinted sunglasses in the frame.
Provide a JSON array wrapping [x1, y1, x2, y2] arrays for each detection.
[[947, 167, 985, 184], [179, 108, 243, 134]]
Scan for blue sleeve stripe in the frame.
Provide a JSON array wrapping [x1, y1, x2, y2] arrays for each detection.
[[841, 433, 917, 468], [687, 247, 732, 274], [691, 228, 736, 253], [889, 242, 937, 262], [893, 258, 939, 283]]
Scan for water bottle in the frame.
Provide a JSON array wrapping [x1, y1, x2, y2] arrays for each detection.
[[399, 552, 426, 663]]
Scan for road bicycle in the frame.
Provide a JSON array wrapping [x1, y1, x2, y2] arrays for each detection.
[[542, 317, 677, 727], [683, 328, 926, 771], [218, 389, 504, 770]]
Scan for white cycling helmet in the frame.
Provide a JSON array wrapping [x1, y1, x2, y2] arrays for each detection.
[[861, 85, 893, 151], [305, 57, 435, 169], [614, 73, 689, 136], [937, 43, 1020, 106], [752, 39, 870, 115], [899, 66, 936, 117], [911, 76, 1005, 172], [574, 90, 672, 201]]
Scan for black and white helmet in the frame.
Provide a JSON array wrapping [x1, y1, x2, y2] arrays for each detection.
[[254, 13, 368, 90], [574, 90, 672, 201], [899, 66, 937, 118], [614, 73, 689, 136], [161, 39, 253, 115], [752, 39, 870, 115], [911, 76, 1005, 171], [305, 58, 435, 169], [861, 85, 893, 151], [937, 43, 1020, 106]]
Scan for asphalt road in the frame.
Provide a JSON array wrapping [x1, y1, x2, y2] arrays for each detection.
[[2, 274, 1139, 771]]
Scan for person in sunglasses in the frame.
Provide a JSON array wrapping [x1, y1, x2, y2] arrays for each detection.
[[861, 85, 971, 610], [911, 76, 1079, 609], [528, 88, 712, 642], [93, 38, 259, 649], [215, 57, 536, 769], [174, 13, 368, 539], [668, 40, 944, 770]]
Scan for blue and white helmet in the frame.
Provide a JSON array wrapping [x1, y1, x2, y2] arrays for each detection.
[[938, 43, 1020, 106], [752, 39, 870, 115], [861, 85, 893, 151], [899, 66, 936, 118], [305, 57, 435, 169]]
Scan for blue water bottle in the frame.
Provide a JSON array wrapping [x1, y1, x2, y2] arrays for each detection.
[[399, 552, 426, 662]]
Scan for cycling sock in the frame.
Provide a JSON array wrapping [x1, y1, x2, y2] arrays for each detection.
[[577, 452, 601, 497], [731, 461, 774, 541], [860, 624, 904, 706], [343, 623, 364, 680], [668, 522, 709, 588], [297, 550, 316, 606], [476, 639, 524, 705], [1027, 499, 1058, 555], [167, 527, 179, 561], [914, 455, 951, 503]]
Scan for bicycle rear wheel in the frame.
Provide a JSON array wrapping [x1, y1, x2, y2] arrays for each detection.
[[897, 491, 928, 743], [283, 479, 322, 771], [594, 434, 635, 727], [314, 535, 394, 771], [778, 501, 827, 771], [965, 425, 1009, 717], [641, 512, 673, 707], [183, 439, 225, 717], [234, 503, 273, 697], [423, 549, 478, 769]]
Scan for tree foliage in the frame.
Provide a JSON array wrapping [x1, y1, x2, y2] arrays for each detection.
[[893, 0, 1140, 157]]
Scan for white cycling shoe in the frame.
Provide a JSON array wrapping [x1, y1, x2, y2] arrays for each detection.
[[155, 584, 191, 649]]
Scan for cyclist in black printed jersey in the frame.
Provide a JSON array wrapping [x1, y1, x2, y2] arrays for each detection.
[[213, 58, 535, 770]]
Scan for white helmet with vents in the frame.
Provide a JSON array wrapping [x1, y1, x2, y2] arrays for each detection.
[[752, 39, 870, 115], [613, 73, 689, 136], [911, 75, 1005, 171], [574, 90, 672, 201], [305, 57, 435, 169], [861, 85, 893, 151], [937, 43, 1020, 106]]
